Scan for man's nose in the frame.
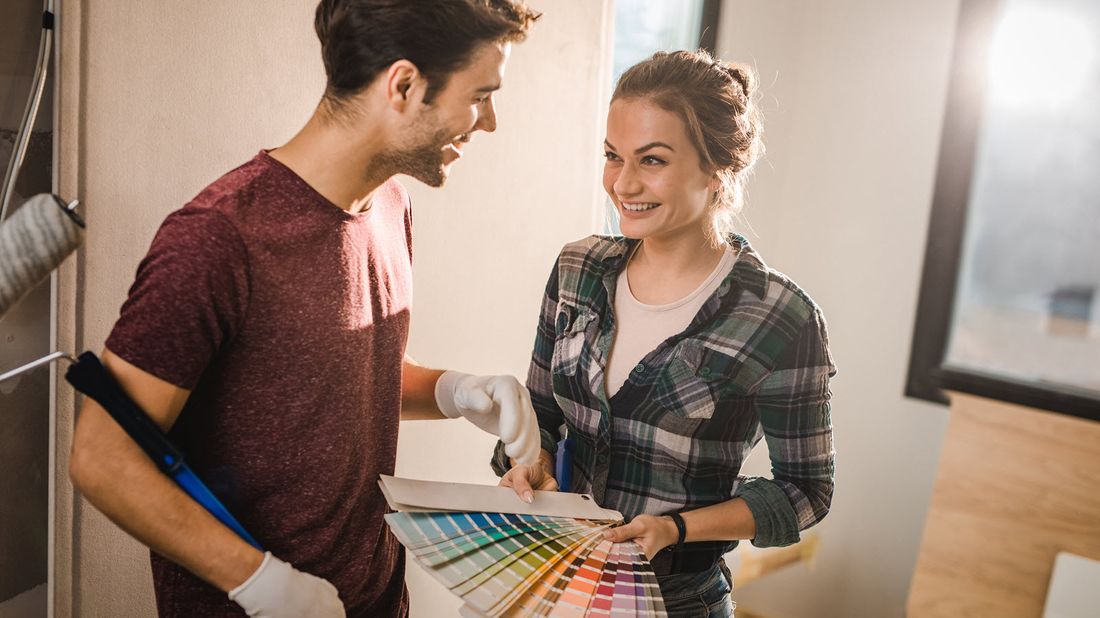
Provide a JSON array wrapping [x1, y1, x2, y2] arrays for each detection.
[[475, 97, 498, 133]]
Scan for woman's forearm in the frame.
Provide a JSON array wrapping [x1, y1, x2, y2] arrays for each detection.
[[680, 497, 757, 543]]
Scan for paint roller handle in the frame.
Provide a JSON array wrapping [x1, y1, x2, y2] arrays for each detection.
[[64, 351, 185, 475], [64, 351, 264, 550]]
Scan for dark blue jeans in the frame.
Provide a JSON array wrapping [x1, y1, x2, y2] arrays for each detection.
[[657, 561, 734, 617]]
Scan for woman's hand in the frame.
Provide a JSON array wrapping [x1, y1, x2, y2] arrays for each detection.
[[602, 514, 679, 560], [499, 450, 558, 503]]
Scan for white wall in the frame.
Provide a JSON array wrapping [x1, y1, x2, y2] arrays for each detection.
[[715, 1, 960, 616], [395, 1, 613, 615], [55, 0, 611, 616]]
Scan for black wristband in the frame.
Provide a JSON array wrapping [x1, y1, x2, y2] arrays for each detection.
[[669, 512, 687, 548]]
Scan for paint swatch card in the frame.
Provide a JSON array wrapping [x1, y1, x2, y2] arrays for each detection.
[[380, 476, 667, 617]]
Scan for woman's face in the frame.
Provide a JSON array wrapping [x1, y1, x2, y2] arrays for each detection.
[[603, 97, 716, 244]]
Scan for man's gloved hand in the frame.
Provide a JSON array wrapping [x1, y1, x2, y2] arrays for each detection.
[[229, 552, 345, 618], [435, 371, 541, 467]]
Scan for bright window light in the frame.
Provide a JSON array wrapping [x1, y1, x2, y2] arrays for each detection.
[[987, 6, 1094, 110]]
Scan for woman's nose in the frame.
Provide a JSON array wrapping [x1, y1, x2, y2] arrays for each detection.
[[613, 162, 641, 196]]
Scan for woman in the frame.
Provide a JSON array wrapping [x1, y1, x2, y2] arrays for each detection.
[[493, 50, 836, 617]]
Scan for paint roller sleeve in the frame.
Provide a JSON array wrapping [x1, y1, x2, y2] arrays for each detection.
[[0, 193, 84, 318]]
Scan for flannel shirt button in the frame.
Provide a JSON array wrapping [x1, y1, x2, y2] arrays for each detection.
[[700, 367, 712, 377], [632, 363, 645, 374]]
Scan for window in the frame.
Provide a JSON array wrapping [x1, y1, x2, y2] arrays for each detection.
[[906, 0, 1100, 421], [612, 0, 720, 82]]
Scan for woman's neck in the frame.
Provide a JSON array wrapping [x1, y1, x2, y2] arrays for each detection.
[[626, 227, 729, 305]]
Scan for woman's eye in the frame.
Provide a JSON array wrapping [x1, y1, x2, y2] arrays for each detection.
[[642, 156, 666, 165], [603, 151, 621, 162]]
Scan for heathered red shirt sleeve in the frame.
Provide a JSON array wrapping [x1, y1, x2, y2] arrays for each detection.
[[104, 151, 412, 618], [107, 207, 250, 389]]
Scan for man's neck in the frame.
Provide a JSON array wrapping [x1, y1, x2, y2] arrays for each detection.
[[268, 107, 392, 214]]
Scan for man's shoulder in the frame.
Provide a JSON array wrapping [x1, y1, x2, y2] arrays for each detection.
[[184, 152, 276, 219], [149, 156, 264, 264]]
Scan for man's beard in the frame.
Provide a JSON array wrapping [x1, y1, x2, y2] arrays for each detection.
[[383, 113, 453, 188]]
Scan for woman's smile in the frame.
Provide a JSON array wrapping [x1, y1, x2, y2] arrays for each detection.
[[620, 201, 661, 212]]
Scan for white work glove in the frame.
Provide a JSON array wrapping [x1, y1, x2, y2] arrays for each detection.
[[228, 552, 345, 618], [435, 371, 541, 467]]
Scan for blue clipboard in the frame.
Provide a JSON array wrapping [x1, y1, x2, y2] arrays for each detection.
[[555, 428, 573, 493]]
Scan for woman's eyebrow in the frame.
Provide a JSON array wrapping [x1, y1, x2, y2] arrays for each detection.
[[634, 141, 674, 154], [602, 140, 675, 153]]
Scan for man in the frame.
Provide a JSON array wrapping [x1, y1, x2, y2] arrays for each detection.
[[68, 1, 541, 616]]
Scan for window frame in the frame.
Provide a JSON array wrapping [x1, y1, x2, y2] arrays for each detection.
[[699, 0, 721, 54], [904, 0, 1100, 422]]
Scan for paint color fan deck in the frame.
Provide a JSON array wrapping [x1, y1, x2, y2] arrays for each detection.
[[380, 476, 668, 617]]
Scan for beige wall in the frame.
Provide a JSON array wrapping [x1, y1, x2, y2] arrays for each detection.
[[395, 1, 613, 615], [54, 0, 610, 616], [715, 1, 960, 616]]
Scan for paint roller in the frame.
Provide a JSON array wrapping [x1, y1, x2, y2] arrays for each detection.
[[0, 193, 85, 319], [0, 195, 260, 548]]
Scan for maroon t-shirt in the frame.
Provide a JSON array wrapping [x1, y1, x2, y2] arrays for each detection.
[[106, 151, 412, 617]]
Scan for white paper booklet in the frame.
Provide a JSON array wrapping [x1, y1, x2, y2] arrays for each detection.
[[378, 474, 623, 521]]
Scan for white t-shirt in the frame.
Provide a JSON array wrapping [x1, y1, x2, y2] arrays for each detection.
[[605, 247, 739, 397]]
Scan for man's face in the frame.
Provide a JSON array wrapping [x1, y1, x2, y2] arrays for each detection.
[[393, 42, 511, 187]]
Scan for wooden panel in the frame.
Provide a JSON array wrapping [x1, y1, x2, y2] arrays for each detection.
[[907, 393, 1100, 617]]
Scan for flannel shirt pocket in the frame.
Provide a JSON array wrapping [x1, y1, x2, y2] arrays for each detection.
[[551, 301, 596, 377], [653, 339, 719, 432]]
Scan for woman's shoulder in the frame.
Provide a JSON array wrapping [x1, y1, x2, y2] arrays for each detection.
[[547, 235, 629, 302], [745, 265, 831, 339], [729, 238, 825, 320], [764, 268, 823, 312], [558, 234, 629, 261], [553, 234, 631, 276]]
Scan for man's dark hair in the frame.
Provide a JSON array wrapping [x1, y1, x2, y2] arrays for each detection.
[[315, 0, 540, 110]]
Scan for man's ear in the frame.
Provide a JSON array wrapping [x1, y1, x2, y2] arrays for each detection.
[[385, 59, 426, 112]]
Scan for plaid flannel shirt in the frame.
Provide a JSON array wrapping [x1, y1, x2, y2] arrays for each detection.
[[492, 234, 835, 565]]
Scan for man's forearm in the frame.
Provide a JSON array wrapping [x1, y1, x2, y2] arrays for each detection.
[[400, 357, 446, 420], [70, 401, 263, 592]]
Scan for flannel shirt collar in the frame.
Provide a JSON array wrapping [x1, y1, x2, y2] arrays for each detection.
[[593, 233, 769, 301]]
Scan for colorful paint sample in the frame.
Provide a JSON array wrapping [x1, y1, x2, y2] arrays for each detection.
[[384, 510, 668, 617]]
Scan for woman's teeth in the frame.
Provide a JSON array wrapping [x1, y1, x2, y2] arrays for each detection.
[[622, 202, 659, 212]]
